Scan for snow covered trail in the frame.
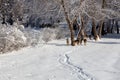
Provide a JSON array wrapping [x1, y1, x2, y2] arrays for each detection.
[[0, 37, 120, 80], [59, 54, 94, 80], [58, 46, 94, 80]]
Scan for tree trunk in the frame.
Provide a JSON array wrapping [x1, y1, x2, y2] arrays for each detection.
[[98, 20, 103, 39], [98, 0, 106, 38], [111, 19, 114, 33], [102, 0, 106, 8], [2, 15, 6, 24], [116, 21, 119, 34], [61, 0, 75, 46], [77, 16, 85, 44], [101, 22, 105, 35], [92, 18, 98, 40], [107, 19, 111, 33]]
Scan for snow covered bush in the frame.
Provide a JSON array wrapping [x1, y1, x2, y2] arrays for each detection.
[[0, 23, 42, 53], [0, 24, 27, 53], [23, 27, 42, 46], [55, 27, 70, 39], [0, 23, 69, 53], [41, 27, 69, 43], [41, 28, 56, 43]]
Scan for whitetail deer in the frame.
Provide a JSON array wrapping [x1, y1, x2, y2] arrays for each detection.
[[73, 40, 80, 46], [94, 35, 100, 41], [79, 35, 87, 46], [66, 38, 69, 45]]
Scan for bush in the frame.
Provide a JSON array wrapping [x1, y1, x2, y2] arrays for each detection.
[[0, 24, 27, 53], [41, 28, 56, 43], [55, 27, 70, 39], [0, 23, 69, 53], [41, 27, 70, 43], [23, 27, 42, 46]]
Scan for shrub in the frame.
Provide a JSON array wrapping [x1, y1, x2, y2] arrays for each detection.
[[41, 27, 70, 43], [0, 24, 26, 53], [23, 27, 41, 46], [0, 23, 69, 53]]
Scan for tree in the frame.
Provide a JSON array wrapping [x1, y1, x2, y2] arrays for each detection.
[[115, 20, 119, 34], [24, 0, 61, 27], [98, 0, 106, 39], [54, 0, 85, 46], [12, 0, 24, 23], [0, 0, 15, 24], [0, 0, 24, 25]]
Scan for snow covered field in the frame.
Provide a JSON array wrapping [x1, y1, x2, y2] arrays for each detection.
[[0, 35, 120, 80]]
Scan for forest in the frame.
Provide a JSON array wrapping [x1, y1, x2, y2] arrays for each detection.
[[0, 0, 120, 53]]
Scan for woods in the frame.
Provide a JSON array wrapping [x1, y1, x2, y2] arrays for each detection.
[[0, 0, 119, 53], [56, 0, 120, 46]]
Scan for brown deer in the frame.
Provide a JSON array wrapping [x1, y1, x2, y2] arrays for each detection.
[[73, 40, 80, 46], [66, 38, 69, 45], [94, 35, 100, 41], [83, 37, 87, 46], [79, 35, 87, 46]]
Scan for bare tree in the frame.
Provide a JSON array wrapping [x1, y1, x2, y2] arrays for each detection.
[[24, 0, 61, 27], [0, 0, 24, 25], [54, 0, 87, 46], [0, 0, 14, 24], [98, 0, 106, 39]]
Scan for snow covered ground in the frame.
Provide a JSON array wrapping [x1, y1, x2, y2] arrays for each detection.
[[0, 35, 120, 80]]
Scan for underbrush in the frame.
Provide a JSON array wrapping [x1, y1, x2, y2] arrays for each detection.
[[0, 24, 27, 53], [0, 24, 69, 54], [41, 27, 69, 43]]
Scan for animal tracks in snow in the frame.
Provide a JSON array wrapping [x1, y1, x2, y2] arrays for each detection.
[[58, 48, 95, 80]]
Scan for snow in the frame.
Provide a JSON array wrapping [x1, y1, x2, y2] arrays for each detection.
[[0, 35, 120, 80]]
